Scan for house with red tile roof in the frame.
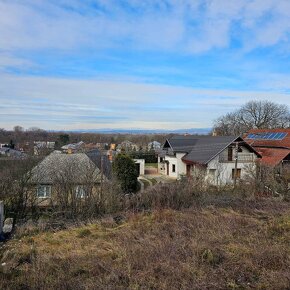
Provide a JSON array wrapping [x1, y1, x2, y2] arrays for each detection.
[[244, 129, 290, 169]]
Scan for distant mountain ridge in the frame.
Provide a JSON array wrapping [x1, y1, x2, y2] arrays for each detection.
[[65, 128, 212, 134]]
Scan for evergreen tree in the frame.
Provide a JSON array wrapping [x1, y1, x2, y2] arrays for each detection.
[[112, 154, 139, 193]]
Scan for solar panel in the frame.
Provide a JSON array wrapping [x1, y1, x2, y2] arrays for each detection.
[[267, 133, 275, 139], [247, 132, 288, 140], [267, 133, 274, 139], [277, 132, 287, 140]]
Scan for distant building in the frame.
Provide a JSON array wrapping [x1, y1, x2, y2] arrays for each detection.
[[116, 141, 139, 152], [148, 141, 161, 151], [61, 141, 85, 153], [34, 141, 55, 155], [0, 147, 27, 159]]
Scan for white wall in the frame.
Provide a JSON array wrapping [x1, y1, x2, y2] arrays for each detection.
[[159, 153, 186, 178], [134, 159, 145, 175], [206, 146, 258, 185]]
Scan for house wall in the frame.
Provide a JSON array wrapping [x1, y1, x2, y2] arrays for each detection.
[[29, 183, 102, 207], [206, 146, 258, 185], [159, 153, 187, 178]]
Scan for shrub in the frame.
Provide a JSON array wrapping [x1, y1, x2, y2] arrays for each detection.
[[112, 154, 139, 193]]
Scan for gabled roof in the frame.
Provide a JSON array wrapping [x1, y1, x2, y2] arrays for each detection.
[[30, 152, 101, 184], [244, 128, 290, 149], [255, 147, 290, 167], [0, 147, 27, 158], [61, 141, 85, 150], [163, 135, 260, 165], [86, 149, 112, 179]]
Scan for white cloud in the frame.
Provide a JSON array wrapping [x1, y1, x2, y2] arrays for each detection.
[[0, 73, 289, 130], [1, 0, 290, 55]]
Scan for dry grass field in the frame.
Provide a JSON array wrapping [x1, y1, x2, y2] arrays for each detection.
[[0, 198, 290, 290]]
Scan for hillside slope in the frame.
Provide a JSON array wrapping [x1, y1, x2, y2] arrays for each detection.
[[1, 201, 290, 290]]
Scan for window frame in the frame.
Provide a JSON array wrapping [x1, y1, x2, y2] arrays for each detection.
[[232, 168, 241, 180], [36, 185, 52, 198], [172, 164, 176, 173], [75, 185, 87, 198]]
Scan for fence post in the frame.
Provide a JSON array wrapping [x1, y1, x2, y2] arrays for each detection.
[[0, 201, 4, 234]]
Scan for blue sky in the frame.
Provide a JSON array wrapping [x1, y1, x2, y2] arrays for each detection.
[[1, 0, 290, 130]]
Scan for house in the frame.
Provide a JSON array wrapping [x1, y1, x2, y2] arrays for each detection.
[[61, 141, 85, 153], [0, 147, 27, 159], [29, 151, 110, 206], [158, 135, 261, 184], [148, 141, 161, 151], [116, 141, 139, 152], [34, 141, 55, 155], [244, 129, 290, 172]]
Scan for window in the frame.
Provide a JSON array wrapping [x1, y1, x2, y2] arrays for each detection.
[[209, 169, 216, 177], [37, 185, 51, 198], [172, 164, 176, 173], [75, 185, 87, 198], [232, 169, 241, 180]]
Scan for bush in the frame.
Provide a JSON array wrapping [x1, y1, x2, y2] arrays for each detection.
[[112, 154, 139, 193]]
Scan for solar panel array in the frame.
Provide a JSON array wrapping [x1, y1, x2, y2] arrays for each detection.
[[247, 132, 288, 140]]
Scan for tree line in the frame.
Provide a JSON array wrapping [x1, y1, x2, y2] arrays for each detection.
[[213, 100, 290, 136]]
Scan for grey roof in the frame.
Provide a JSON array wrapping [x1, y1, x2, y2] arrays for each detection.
[[86, 149, 112, 179], [61, 141, 84, 150], [30, 152, 101, 184], [0, 147, 27, 158], [164, 135, 244, 164]]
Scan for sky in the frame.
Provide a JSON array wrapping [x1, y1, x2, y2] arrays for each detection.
[[1, 0, 290, 131]]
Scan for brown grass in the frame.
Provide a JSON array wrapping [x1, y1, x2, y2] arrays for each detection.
[[0, 199, 290, 290]]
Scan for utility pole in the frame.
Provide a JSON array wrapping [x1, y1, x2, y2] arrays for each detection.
[[233, 142, 239, 188], [100, 155, 104, 197]]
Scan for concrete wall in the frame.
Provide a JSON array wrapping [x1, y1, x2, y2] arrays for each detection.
[[134, 159, 145, 176]]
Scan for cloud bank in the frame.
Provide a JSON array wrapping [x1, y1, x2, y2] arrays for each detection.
[[0, 0, 290, 129]]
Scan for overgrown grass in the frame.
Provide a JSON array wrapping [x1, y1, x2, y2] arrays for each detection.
[[1, 198, 290, 290]]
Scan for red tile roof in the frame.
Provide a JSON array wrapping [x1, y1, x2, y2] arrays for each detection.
[[255, 147, 290, 166], [244, 128, 290, 149]]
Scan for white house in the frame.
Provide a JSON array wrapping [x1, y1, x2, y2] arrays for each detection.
[[148, 141, 161, 151], [158, 135, 261, 184]]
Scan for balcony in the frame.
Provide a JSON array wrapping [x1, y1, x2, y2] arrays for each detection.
[[219, 153, 255, 163]]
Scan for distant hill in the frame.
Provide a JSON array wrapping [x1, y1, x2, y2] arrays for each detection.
[[67, 128, 212, 134]]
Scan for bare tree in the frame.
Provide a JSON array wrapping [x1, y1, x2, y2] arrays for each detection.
[[13, 125, 24, 133], [213, 101, 290, 136], [0, 157, 42, 222]]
